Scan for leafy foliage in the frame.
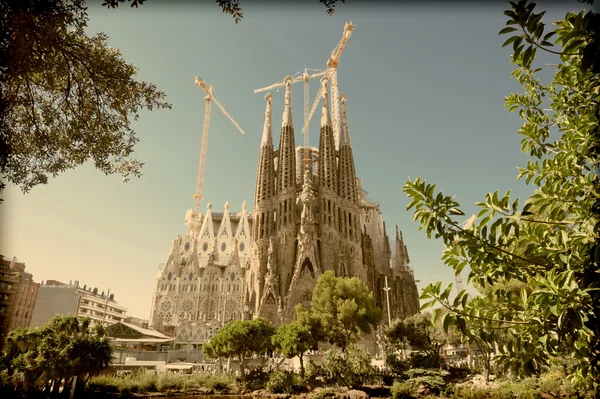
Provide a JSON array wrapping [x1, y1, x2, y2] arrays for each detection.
[[0, 316, 112, 396], [100, 0, 345, 23], [201, 317, 275, 383], [87, 371, 238, 395], [272, 320, 314, 378], [308, 270, 381, 350], [403, 0, 599, 392], [322, 345, 375, 389], [387, 312, 461, 367], [265, 369, 305, 394], [1, 0, 170, 197]]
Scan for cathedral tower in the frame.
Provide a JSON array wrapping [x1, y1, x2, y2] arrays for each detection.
[[275, 78, 297, 300]]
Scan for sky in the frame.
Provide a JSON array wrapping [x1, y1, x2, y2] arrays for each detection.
[[1, 0, 590, 319]]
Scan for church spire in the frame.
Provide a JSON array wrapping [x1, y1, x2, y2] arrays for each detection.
[[337, 93, 358, 204], [282, 76, 293, 128], [276, 76, 296, 230], [261, 93, 273, 148], [253, 94, 276, 241], [318, 77, 337, 194]]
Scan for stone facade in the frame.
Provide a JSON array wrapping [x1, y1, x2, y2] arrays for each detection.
[[149, 78, 420, 349]]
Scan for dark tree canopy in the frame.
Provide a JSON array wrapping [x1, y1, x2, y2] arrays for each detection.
[[202, 317, 275, 383], [0, 316, 112, 395], [101, 0, 346, 23], [1, 0, 170, 197]]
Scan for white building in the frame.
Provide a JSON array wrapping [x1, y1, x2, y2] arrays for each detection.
[[30, 280, 127, 327]]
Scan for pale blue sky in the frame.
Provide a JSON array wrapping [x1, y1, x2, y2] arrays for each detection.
[[1, 1, 584, 318]]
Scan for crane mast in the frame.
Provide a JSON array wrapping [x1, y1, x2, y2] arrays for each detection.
[[302, 21, 355, 144], [194, 88, 213, 216], [192, 77, 245, 219], [328, 21, 354, 148]]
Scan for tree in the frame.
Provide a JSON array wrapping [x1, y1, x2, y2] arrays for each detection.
[[1, 0, 170, 198], [201, 317, 275, 383], [387, 312, 462, 369], [403, 0, 599, 392], [322, 345, 375, 389], [272, 321, 313, 379], [308, 271, 381, 351], [100, 0, 346, 23], [0, 316, 112, 396]]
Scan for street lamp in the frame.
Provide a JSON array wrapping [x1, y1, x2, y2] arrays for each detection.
[[222, 291, 230, 325], [383, 276, 392, 327]]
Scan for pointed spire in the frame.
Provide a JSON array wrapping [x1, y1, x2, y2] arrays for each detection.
[[396, 225, 400, 241], [320, 77, 332, 127], [282, 76, 293, 127], [261, 93, 274, 147], [339, 93, 351, 147]]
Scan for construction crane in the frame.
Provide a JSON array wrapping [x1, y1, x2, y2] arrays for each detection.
[[254, 68, 328, 167], [192, 77, 246, 219], [303, 21, 355, 148]]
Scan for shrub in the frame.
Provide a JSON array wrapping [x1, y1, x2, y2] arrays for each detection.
[[447, 365, 471, 381], [204, 373, 235, 392], [266, 370, 305, 394], [453, 385, 493, 399], [405, 375, 446, 396], [386, 353, 411, 375], [410, 352, 442, 369], [381, 371, 394, 386], [391, 381, 414, 399], [322, 346, 375, 389], [314, 387, 337, 399], [244, 367, 269, 390], [404, 368, 442, 379], [491, 378, 540, 399]]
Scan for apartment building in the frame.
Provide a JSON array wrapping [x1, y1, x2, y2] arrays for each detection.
[[0, 255, 39, 343], [30, 280, 126, 328]]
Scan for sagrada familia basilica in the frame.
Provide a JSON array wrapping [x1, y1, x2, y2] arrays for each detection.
[[149, 77, 420, 349]]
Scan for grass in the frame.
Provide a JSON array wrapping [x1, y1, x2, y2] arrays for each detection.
[[87, 370, 238, 395]]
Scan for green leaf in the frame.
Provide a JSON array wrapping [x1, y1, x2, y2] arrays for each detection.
[[499, 27, 519, 35], [502, 35, 520, 47]]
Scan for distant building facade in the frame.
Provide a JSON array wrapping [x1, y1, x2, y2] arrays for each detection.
[[149, 80, 420, 350], [0, 255, 39, 342], [30, 280, 127, 327]]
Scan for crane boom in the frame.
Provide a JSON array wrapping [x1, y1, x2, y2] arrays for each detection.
[[192, 76, 245, 217], [254, 69, 328, 166]]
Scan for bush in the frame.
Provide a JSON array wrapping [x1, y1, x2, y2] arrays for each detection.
[[453, 385, 493, 399], [410, 352, 442, 369], [447, 365, 471, 381], [306, 361, 331, 386], [381, 371, 394, 386], [244, 367, 269, 390], [391, 381, 415, 399], [405, 375, 446, 396], [203, 373, 235, 392], [266, 370, 305, 394], [314, 387, 337, 399], [322, 346, 375, 389], [386, 353, 411, 375], [404, 368, 443, 379]]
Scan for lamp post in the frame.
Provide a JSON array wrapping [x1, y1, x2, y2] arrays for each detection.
[[383, 276, 392, 327], [222, 291, 229, 325], [101, 289, 111, 326]]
